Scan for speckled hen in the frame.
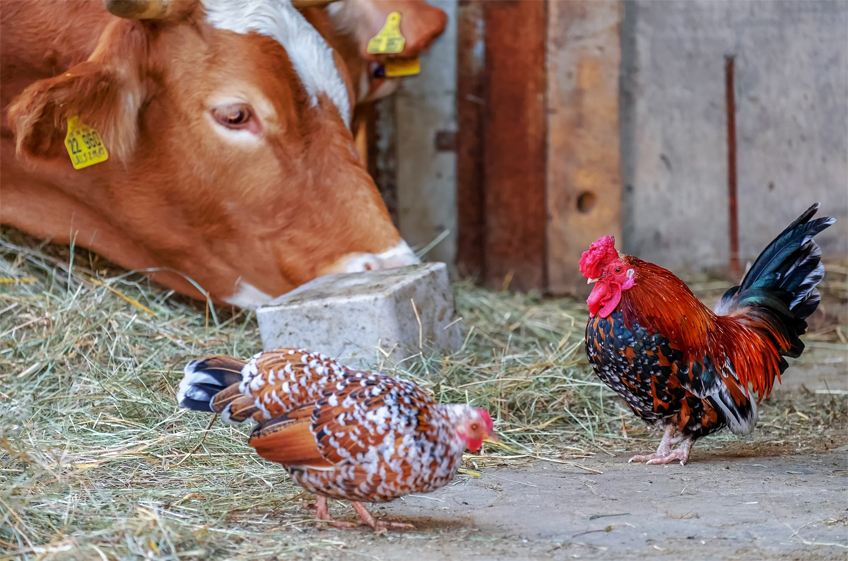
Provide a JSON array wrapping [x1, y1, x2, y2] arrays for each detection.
[[580, 204, 834, 465], [177, 348, 496, 529]]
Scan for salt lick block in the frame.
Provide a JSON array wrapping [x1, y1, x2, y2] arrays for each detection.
[[256, 263, 462, 368]]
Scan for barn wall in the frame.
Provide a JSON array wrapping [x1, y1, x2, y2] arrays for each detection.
[[391, 0, 458, 268], [378, 0, 847, 283], [620, 0, 848, 274]]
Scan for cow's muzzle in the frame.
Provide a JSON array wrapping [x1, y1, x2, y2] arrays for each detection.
[[323, 240, 421, 276]]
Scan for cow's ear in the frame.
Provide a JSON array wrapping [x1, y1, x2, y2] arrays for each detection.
[[7, 20, 146, 166], [337, 0, 448, 61]]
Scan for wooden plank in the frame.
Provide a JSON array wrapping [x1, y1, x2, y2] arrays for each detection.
[[546, 0, 623, 294], [369, 98, 400, 226], [482, 0, 548, 291], [455, 0, 485, 279]]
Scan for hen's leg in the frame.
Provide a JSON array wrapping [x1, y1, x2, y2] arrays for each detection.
[[314, 496, 355, 528], [350, 501, 414, 530], [629, 425, 680, 463]]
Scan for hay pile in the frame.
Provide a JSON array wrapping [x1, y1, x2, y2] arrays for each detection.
[[2, 229, 845, 559], [0, 231, 614, 559]]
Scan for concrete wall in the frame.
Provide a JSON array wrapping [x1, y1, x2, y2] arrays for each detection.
[[380, 0, 847, 277], [620, 0, 848, 273], [391, 0, 458, 267]]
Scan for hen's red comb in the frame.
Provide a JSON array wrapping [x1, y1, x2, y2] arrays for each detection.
[[579, 236, 619, 279], [475, 409, 494, 432]]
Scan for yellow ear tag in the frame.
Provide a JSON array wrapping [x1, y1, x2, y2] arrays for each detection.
[[367, 12, 405, 54], [383, 57, 420, 77], [65, 116, 108, 170]]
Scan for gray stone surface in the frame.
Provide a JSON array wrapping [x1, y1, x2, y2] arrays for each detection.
[[256, 263, 462, 368], [389, 0, 458, 268], [375, 0, 847, 276], [620, 0, 848, 273]]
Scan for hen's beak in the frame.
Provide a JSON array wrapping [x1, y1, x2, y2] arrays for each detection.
[[587, 277, 599, 284], [484, 433, 499, 444]]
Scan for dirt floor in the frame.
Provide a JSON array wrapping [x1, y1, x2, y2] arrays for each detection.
[[196, 349, 848, 561], [2, 235, 846, 560]]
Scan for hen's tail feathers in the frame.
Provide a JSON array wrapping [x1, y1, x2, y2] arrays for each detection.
[[716, 203, 835, 362], [177, 356, 246, 413]]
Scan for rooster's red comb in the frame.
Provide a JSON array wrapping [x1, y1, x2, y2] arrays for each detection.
[[579, 236, 619, 279]]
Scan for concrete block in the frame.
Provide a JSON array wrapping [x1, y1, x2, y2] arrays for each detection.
[[256, 263, 462, 368]]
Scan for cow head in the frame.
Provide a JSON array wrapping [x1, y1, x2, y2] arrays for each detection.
[[8, 0, 420, 308]]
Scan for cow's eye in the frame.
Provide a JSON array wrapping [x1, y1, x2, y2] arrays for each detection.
[[212, 104, 253, 129]]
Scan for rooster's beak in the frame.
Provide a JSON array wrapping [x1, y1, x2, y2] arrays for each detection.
[[587, 278, 599, 284], [484, 433, 499, 444]]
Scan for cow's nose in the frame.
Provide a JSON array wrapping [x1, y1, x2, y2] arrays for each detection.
[[370, 240, 421, 269], [323, 240, 420, 275]]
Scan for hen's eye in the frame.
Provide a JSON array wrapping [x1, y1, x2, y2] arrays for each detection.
[[615, 267, 622, 273], [470, 423, 479, 431], [212, 104, 253, 129]]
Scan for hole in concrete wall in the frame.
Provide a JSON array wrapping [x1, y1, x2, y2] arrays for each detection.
[[577, 191, 597, 214]]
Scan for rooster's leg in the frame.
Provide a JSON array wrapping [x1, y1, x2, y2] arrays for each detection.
[[314, 496, 356, 528], [628, 424, 678, 463], [629, 426, 694, 466], [644, 437, 693, 466], [350, 501, 414, 530]]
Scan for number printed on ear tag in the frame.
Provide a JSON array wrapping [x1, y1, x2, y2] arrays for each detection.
[[65, 116, 108, 170]]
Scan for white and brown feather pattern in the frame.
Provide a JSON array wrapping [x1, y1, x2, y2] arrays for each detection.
[[188, 347, 483, 505], [287, 376, 470, 502], [238, 348, 355, 420]]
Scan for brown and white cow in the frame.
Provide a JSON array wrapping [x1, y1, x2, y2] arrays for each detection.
[[0, 0, 445, 308]]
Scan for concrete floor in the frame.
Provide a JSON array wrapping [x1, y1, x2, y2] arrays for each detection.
[[275, 348, 848, 561]]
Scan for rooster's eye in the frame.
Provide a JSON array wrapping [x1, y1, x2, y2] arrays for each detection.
[[615, 267, 622, 273], [471, 423, 479, 431]]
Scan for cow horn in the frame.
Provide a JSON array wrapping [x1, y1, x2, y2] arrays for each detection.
[[291, 0, 342, 8], [103, 0, 172, 19]]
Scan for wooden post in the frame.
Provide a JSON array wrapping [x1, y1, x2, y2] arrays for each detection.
[[456, 0, 486, 279], [369, 98, 400, 226], [481, 0, 548, 291], [546, 1, 623, 294]]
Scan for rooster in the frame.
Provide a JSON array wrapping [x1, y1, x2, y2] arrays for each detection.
[[177, 348, 496, 529], [579, 203, 834, 465]]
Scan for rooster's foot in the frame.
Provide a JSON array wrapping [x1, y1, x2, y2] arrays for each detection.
[[629, 437, 693, 466]]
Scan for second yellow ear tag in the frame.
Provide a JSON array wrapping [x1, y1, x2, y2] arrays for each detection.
[[383, 57, 420, 77], [367, 12, 405, 54], [65, 116, 108, 170]]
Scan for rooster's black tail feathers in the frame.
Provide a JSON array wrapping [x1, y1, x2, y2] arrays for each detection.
[[716, 203, 835, 359]]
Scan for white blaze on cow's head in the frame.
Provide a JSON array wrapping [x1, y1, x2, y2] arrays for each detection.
[[202, 0, 351, 127], [7, 0, 419, 308]]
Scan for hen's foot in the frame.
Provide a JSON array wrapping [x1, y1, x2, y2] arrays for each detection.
[[351, 501, 415, 531], [314, 496, 357, 528]]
